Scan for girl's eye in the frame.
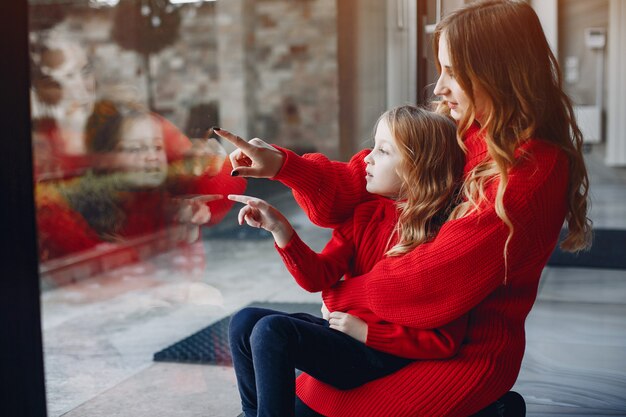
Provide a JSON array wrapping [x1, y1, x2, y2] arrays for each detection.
[[378, 148, 388, 155]]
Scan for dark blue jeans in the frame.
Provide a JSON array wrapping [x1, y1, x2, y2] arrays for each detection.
[[228, 307, 413, 417]]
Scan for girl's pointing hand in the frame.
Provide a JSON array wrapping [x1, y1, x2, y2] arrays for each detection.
[[228, 194, 294, 248]]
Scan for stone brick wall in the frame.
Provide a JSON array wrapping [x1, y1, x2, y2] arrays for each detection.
[[251, 0, 339, 156], [33, 0, 339, 158]]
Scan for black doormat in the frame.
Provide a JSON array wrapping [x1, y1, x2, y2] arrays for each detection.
[[547, 228, 626, 269], [153, 302, 321, 366]]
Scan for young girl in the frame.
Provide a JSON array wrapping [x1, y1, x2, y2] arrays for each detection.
[[218, 1, 591, 416], [222, 106, 467, 417]]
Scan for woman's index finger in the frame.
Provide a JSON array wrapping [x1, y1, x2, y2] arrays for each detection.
[[215, 129, 255, 152]]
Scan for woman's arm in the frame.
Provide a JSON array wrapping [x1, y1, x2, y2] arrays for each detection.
[[214, 128, 373, 228], [364, 313, 469, 360], [323, 144, 568, 329], [323, 208, 509, 328], [273, 147, 373, 227]]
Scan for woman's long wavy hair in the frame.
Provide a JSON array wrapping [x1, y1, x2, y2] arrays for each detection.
[[433, 0, 592, 254], [384, 106, 464, 256]]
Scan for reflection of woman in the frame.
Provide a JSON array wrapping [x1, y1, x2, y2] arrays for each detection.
[[36, 99, 245, 262], [30, 32, 97, 178], [219, 1, 591, 416]]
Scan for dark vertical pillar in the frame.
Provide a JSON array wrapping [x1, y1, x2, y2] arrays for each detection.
[[0, 0, 48, 415]]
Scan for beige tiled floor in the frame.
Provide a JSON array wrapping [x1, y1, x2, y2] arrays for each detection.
[[42, 147, 626, 417]]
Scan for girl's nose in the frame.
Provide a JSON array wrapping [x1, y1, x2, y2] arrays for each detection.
[[144, 147, 160, 161], [364, 153, 372, 164]]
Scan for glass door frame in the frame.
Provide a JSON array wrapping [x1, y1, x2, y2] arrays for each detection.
[[0, 0, 48, 415]]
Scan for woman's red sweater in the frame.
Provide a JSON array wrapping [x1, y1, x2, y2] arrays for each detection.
[[276, 197, 468, 360], [273, 124, 569, 416]]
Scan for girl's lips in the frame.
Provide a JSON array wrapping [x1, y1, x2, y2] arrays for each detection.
[[448, 101, 458, 109]]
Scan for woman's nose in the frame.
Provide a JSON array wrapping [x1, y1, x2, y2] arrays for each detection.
[[433, 74, 447, 97]]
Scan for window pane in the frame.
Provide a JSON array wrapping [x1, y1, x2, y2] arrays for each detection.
[[29, 0, 338, 415]]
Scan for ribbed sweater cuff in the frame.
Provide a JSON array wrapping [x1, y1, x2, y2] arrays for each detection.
[[275, 233, 320, 292], [274, 231, 307, 270], [273, 146, 321, 194], [365, 322, 396, 351], [322, 276, 369, 312]]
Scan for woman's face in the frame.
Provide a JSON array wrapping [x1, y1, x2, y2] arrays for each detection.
[[363, 118, 403, 198], [31, 39, 96, 155], [433, 32, 489, 123], [110, 116, 168, 189]]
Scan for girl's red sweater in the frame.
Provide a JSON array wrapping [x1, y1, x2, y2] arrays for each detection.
[[273, 124, 569, 416], [276, 197, 469, 360]]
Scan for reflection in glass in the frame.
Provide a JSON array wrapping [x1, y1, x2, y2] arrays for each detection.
[[35, 96, 244, 267], [29, 1, 340, 415]]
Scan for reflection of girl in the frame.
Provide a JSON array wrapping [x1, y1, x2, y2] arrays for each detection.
[[219, 1, 591, 416], [36, 99, 245, 262], [225, 106, 469, 417]]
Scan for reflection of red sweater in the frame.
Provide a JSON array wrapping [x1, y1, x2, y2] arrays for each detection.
[[276, 197, 468, 359], [35, 115, 246, 261], [274, 124, 568, 416], [35, 157, 245, 262]]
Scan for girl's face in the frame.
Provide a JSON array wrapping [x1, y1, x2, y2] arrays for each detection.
[[110, 116, 168, 188], [363, 118, 403, 198], [433, 32, 488, 123]]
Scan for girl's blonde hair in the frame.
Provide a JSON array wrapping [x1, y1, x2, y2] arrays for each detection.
[[433, 0, 592, 256], [383, 106, 464, 256]]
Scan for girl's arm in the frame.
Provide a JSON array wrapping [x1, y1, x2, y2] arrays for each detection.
[[228, 195, 355, 291], [275, 221, 355, 293]]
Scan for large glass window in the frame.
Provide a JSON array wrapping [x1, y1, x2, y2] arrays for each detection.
[[29, 0, 341, 415]]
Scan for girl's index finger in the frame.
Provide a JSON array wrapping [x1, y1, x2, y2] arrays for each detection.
[[214, 129, 255, 153], [227, 194, 255, 205]]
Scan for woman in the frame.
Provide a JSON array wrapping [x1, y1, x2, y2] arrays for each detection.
[[220, 1, 591, 415]]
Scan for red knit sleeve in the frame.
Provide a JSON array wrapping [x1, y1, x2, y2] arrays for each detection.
[[36, 192, 102, 260], [182, 158, 247, 225], [275, 221, 355, 292], [273, 147, 373, 228], [159, 117, 247, 226], [323, 142, 568, 329], [365, 313, 469, 359]]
